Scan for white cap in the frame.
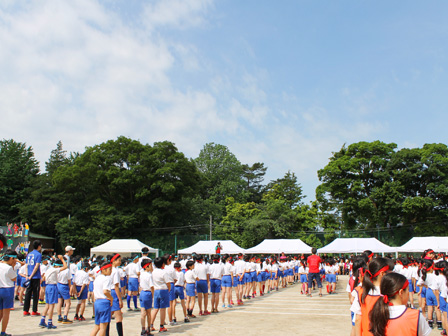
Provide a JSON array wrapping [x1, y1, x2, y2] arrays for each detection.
[[65, 246, 76, 252]]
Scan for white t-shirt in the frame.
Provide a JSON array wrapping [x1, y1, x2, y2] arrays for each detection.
[[234, 259, 245, 274], [164, 264, 176, 283], [138, 256, 151, 271], [70, 263, 78, 276], [417, 272, 440, 291], [180, 259, 187, 270], [57, 269, 71, 284], [152, 268, 169, 290], [125, 263, 140, 278], [195, 262, 210, 280], [73, 269, 90, 286], [45, 266, 62, 285], [299, 266, 308, 274], [175, 271, 186, 287], [40, 263, 49, 276], [0, 263, 17, 288], [223, 263, 232, 276], [185, 270, 196, 284], [111, 267, 121, 288], [209, 263, 224, 280], [94, 274, 112, 300], [19, 264, 28, 277], [140, 271, 154, 291], [389, 306, 431, 336]]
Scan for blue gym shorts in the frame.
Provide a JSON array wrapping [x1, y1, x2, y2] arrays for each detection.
[[76, 285, 88, 300], [186, 283, 196, 297], [196, 280, 208, 294], [140, 290, 153, 310], [210, 279, 222, 293], [222, 275, 232, 287], [41, 280, 47, 288], [0, 287, 14, 309], [94, 299, 112, 325], [46, 284, 59, 305], [174, 286, 185, 300], [128, 278, 139, 292], [111, 288, 121, 312], [154, 289, 169, 309], [89, 281, 94, 293], [168, 282, 175, 301], [426, 288, 437, 306], [57, 283, 70, 300], [300, 274, 307, 283]]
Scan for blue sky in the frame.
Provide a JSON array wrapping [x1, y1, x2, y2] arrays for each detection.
[[1, 1, 447, 201]]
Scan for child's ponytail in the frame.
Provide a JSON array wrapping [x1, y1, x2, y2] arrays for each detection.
[[369, 272, 408, 336], [361, 257, 393, 304], [419, 259, 433, 281]]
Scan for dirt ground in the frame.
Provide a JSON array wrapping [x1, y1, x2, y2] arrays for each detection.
[[5, 276, 441, 335]]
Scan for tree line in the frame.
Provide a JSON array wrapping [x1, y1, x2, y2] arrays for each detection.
[[1, 138, 447, 254]]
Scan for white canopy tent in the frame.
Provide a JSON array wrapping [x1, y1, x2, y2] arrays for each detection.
[[178, 240, 245, 255], [90, 239, 159, 257], [317, 238, 396, 254], [245, 239, 312, 254], [397, 237, 448, 253]]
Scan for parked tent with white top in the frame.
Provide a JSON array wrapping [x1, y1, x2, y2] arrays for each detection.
[[177, 240, 245, 255], [397, 236, 448, 253], [245, 239, 312, 254], [90, 239, 159, 257], [317, 238, 396, 254]]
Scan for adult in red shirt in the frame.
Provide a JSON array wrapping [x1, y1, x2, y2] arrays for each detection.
[[307, 248, 323, 297]]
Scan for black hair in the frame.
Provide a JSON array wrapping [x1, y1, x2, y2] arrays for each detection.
[[422, 249, 434, 259], [419, 259, 434, 281], [154, 257, 165, 269], [186, 260, 195, 269], [142, 247, 149, 253], [33, 240, 42, 250], [244, 255, 250, 262], [2, 249, 17, 261], [173, 262, 181, 268], [194, 254, 203, 261], [361, 257, 394, 304], [352, 256, 367, 290], [163, 253, 172, 264], [363, 250, 373, 258], [369, 273, 407, 336], [82, 262, 90, 270], [311, 248, 317, 255]]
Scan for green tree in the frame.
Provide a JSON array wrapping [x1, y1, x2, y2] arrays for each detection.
[[317, 141, 398, 230], [51, 137, 201, 253], [0, 139, 39, 222], [242, 162, 267, 203], [194, 143, 248, 220], [19, 141, 73, 237]]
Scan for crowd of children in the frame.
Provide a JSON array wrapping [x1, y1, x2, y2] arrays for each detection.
[[0, 240, 347, 336], [2, 238, 445, 336], [347, 249, 447, 336]]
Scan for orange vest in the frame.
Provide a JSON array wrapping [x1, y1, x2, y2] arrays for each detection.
[[385, 308, 419, 336], [358, 288, 381, 336]]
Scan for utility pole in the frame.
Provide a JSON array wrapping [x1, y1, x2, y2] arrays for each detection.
[[210, 215, 212, 241]]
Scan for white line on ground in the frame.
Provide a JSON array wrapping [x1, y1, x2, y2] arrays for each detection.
[[226, 310, 350, 317]]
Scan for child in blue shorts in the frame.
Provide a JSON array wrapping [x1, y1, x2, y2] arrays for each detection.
[[139, 259, 154, 336], [173, 262, 189, 323], [39, 255, 68, 329], [150, 257, 170, 333], [0, 250, 18, 336], [73, 262, 90, 322], [184, 260, 197, 318], [91, 262, 113, 336]]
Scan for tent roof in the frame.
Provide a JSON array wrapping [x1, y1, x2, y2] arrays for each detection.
[[317, 238, 396, 254], [245, 239, 312, 254], [397, 237, 448, 253], [178, 240, 245, 255], [90, 239, 158, 255]]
